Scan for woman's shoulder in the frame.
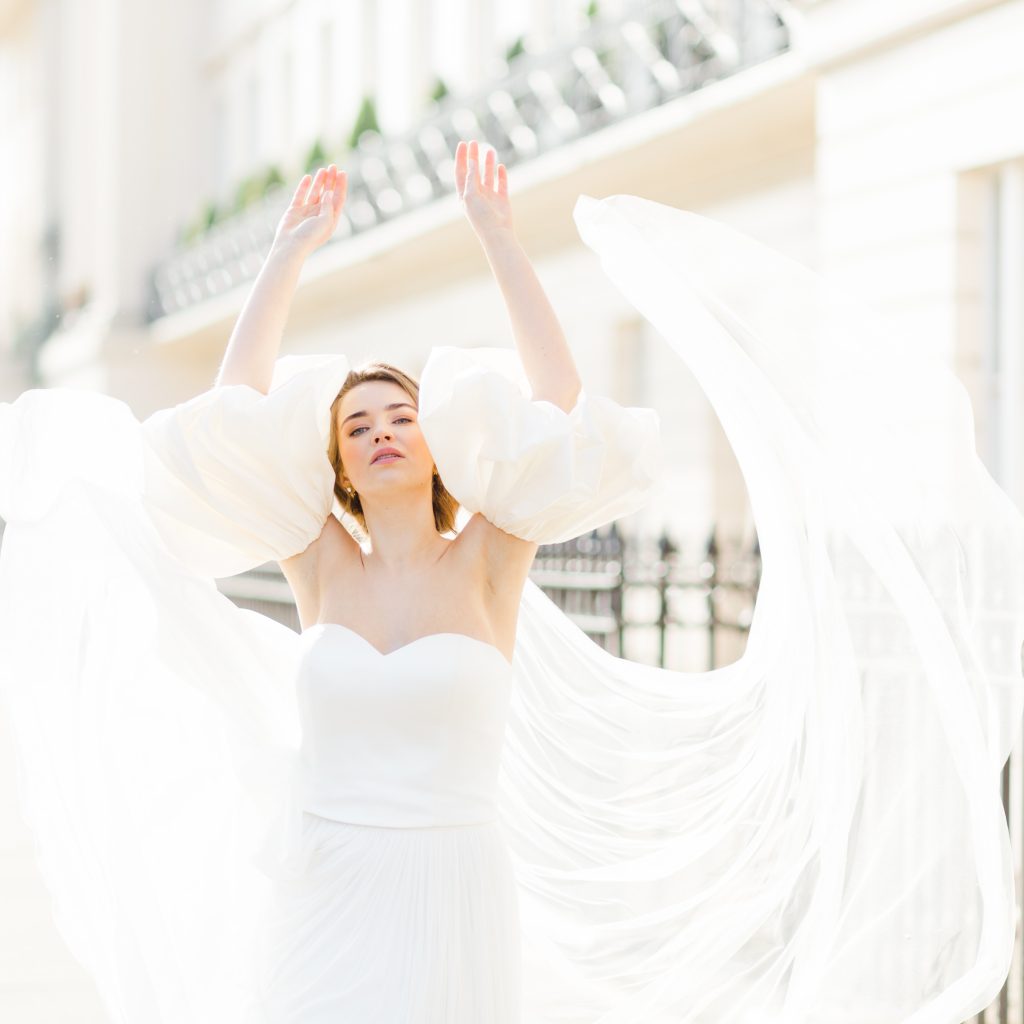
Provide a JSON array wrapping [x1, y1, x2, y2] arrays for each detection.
[[278, 515, 361, 628]]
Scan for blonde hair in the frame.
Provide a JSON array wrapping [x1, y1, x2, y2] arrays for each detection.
[[328, 362, 459, 535]]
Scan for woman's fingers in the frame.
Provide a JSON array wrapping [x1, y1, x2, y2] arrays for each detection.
[[483, 147, 495, 190], [468, 139, 480, 191], [308, 166, 328, 205], [289, 174, 313, 209], [454, 140, 467, 194], [320, 167, 335, 210], [296, 140, 507, 227], [298, 139, 512, 220], [455, 139, 503, 196], [319, 181, 335, 216], [461, 140, 482, 196]]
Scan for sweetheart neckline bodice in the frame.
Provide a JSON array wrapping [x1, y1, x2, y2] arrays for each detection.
[[301, 621, 514, 670]]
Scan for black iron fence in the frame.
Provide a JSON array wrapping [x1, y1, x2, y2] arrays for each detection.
[[527, 522, 761, 668]]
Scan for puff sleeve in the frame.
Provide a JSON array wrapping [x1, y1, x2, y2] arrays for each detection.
[[140, 352, 352, 578], [417, 345, 661, 544]]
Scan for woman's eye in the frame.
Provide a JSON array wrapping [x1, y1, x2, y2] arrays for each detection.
[[350, 417, 412, 437]]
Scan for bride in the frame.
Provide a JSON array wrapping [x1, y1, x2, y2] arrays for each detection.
[[1, 136, 1022, 1024], [239, 139, 592, 1021]]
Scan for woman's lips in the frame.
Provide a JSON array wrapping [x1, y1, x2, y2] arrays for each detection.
[[371, 452, 403, 464]]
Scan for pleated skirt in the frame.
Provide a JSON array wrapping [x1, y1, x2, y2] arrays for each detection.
[[248, 811, 523, 1023]]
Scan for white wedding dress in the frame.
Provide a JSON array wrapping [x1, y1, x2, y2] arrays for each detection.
[[1, 193, 1023, 1024], [256, 626, 523, 1023]]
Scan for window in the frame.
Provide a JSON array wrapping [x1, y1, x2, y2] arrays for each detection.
[[979, 160, 1024, 499]]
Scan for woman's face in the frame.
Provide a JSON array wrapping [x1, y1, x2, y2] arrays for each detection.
[[336, 380, 435, 500]]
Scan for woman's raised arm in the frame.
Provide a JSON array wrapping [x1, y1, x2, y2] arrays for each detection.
[[214, 166, 347, 393], [455, 139, 582, 413]]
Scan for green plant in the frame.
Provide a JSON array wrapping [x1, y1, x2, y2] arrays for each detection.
[[347, 96, 380, 149], [203, 201, 223, 228], [586, 1, 599, 19], [233, 173, 265, 212], [596, 46, 617, 73], [429, 77, 449, 104], [304, 138, 329, 174], [179, 201, 220, 244], [262, 165, 286, 193], [505, 36, 526, 63]]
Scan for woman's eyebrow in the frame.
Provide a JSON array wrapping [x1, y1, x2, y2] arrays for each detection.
[[341, 401, 416, 427]]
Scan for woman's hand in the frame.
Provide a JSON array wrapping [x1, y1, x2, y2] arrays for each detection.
[[455, 140, 515, 241], [272, 165, 348, 258], [217, 165, 346, 391]]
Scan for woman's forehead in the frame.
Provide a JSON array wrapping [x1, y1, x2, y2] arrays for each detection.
[[339, 379, 415, 415]]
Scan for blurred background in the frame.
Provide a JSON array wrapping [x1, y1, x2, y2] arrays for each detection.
[[1, 0, 1023, 1019]]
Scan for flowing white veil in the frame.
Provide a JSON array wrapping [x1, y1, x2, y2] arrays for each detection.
[[494, 194, 1024, 1022]]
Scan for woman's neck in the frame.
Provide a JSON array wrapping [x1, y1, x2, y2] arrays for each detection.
[[359, 498, 449, 572]]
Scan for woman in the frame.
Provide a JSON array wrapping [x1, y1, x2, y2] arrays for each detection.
[[1, 137, 1023, 1024], [231, 141, 623, 1021]]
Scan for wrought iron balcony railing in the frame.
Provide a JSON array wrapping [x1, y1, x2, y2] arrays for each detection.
[[148, 0, 792, 321]]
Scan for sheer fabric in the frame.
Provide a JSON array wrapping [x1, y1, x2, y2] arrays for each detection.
[[0, 192, 1021, 1024]]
